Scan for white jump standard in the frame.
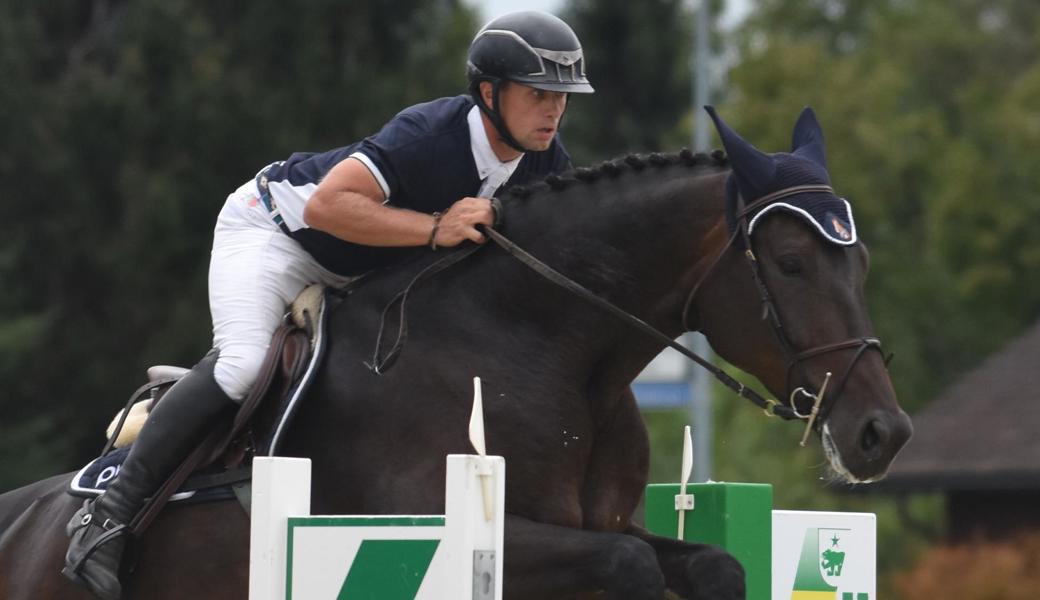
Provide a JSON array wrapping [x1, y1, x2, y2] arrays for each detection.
[[249, 377, 505, 600]]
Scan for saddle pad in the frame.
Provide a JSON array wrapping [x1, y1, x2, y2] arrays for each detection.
[[68, 447, 244, 504]]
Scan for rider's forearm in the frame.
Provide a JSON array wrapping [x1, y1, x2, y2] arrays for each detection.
[[303, 190, 436, 247]]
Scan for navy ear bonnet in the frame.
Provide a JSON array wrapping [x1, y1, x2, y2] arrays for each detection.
[[706, 106, 857, 246]]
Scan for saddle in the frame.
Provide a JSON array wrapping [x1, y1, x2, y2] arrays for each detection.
[[74, 285, 331, 536]]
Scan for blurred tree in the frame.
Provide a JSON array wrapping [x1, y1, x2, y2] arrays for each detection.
[[727, 0, 1040, 412], [560, 0, 705, 163], [705, 0, 1040, 595], [0, 0, 478, 490]]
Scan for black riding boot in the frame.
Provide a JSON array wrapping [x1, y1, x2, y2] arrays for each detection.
[[62, 350, 235, 600]]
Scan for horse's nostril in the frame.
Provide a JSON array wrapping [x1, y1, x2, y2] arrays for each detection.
[[860, 419, 888, 459]]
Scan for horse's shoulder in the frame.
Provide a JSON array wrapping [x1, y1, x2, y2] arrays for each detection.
[[0, 472, 76, 530], [0, 472, 76, 560]]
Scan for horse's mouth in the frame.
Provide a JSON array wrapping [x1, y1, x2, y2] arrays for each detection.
[[821, 423, 875, 485]]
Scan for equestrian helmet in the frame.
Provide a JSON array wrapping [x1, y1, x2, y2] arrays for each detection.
[[467, 11, 594, 94]]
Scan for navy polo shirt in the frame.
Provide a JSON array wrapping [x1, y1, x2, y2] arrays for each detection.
[[261, 95, 572, 276]]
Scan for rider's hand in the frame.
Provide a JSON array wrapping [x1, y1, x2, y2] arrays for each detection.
[[433, 197, 495, 247]]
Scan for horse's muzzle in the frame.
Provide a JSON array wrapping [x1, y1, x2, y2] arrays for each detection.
[[826, 408, 913, 483]]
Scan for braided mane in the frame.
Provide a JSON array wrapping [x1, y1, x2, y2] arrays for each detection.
[[501, 148, 729, 199]]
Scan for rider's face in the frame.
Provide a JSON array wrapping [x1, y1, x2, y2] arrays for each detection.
[[488, 82, 568, 152]]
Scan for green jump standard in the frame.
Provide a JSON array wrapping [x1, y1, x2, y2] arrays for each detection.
[[645, 482, 773, 600]]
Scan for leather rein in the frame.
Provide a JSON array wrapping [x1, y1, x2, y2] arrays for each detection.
[[366, 189, 889, 437]]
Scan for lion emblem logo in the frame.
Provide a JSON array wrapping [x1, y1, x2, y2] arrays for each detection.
[[821, 547, 846, 577]]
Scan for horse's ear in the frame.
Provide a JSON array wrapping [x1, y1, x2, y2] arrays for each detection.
[[790, 106, 827, 169], [705, 106, 775, 198]]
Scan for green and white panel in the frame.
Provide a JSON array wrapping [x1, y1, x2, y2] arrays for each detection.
[[772, 510, 876, 600], [249, 455, 504, 600], [287, 516, 447, 600]]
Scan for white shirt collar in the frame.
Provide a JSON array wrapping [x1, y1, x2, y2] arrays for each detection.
[[468, 106, 523, 197]]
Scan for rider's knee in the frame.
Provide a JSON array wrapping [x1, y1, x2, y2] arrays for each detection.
[[212, 345, 267, 402]]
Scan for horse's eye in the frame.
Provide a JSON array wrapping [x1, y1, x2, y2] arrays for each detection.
[[777, 255, 803, 276]]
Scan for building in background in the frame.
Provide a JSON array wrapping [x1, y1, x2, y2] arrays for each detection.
[[874, 320, 1040, 541]]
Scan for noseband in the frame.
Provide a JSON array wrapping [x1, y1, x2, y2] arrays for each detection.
[[681, 185, 890, 440]]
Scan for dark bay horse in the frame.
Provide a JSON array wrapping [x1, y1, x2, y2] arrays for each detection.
[[0, 108, 911, 599]]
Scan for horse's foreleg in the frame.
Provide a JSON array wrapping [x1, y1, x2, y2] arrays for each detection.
[[626, 524, 745, 600], [504, 514, 665, 600]]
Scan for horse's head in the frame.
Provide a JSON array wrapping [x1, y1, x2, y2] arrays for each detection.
[[692, 107, 912, 483]]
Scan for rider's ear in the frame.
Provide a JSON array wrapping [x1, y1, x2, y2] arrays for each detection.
[[790, 107, 827, 169], [479, 81, 495, 109]]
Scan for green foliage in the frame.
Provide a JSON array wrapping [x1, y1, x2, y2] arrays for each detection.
[[643, 0, 1040, 593], [727, 0, 1040, 409], [560, 0, 705, 163], [629, 0, 1040, 590], [0, 0, 477, 491]]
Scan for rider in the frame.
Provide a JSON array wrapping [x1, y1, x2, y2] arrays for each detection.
[[62, 10, 594, 600]]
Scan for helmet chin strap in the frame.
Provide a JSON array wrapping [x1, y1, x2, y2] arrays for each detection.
[[475, 79, 529, 153]]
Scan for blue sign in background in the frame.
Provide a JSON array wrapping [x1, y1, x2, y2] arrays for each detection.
[[632, 382, 691, 409]]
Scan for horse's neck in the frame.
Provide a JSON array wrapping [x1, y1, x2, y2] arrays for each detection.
[[481, 164, 730, 384]]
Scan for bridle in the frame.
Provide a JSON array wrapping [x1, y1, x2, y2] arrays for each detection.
[[364, 189, 889, 444], [680, 184, 889, 443]]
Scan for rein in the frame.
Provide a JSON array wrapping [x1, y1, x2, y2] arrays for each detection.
[[363, 204, 796, 419], [363, 244, 483, 374], [479, 225, 799, 420], [365, 187, 890, 434], [363, 200, 509, 374]]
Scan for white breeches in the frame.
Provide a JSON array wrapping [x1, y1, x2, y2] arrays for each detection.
[[208, 180, 353, 401]]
